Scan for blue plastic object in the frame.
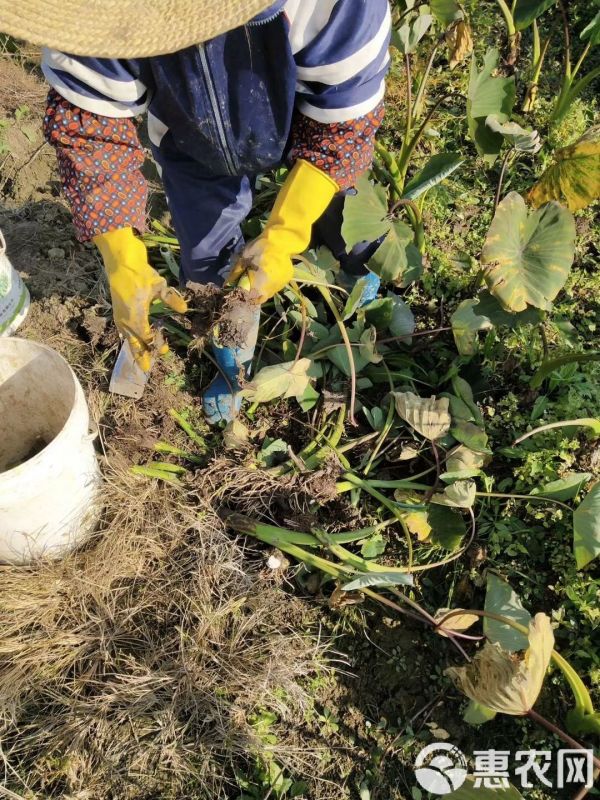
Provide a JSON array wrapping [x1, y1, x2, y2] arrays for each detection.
[[356, 270, 381, 307], [202, 309, 259, 424]]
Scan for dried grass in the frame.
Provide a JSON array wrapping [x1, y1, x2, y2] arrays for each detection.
[[0, 56, 46, 117], [0, 461, 322, 799]]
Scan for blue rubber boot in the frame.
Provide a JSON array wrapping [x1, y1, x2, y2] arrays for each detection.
[[202, 308, 260, 425]]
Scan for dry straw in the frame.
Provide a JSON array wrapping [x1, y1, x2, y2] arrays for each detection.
[[0, 460, 321, 798], [0, 0, 275, 58]]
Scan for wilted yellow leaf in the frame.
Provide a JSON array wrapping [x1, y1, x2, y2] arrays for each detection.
[[395, 490, 432, 540], [528, 126, 600, 211], [447, 613, 554, 715], [434, 608, 480, 637], [242, 358, 312, 403], [393, 392, 451, 441], [446, 19, 473, 68], [223, 419, 250, 451]]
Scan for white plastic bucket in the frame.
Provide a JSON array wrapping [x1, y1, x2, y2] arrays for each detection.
[[0, 337, 101, 563], [0, 230, 30, 336]]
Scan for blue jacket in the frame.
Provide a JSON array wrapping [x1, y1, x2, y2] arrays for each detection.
[[43, 1, 391, 283]]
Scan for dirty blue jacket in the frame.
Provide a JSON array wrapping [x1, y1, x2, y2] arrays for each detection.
[[42, 0, 391, 283]]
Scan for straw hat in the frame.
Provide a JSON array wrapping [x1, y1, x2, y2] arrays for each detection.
[[0, 0, 276, 57]]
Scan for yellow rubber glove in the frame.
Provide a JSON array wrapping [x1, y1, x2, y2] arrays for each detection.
[[228, 160, 338, 302], [93, 227, 187, 372]]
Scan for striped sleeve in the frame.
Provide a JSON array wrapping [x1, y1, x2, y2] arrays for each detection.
[[285, 0, 391, 123], [41, 48, 149, 118]]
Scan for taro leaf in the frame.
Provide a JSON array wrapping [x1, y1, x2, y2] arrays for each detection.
[[428, 504, 466, 550], [359, 326, 383, 365], [282, 339, 296, 361], [434, 608, 479, 637], [432, 479, 476, 508], [485, 114, 541, 153], [397, 242, 424, 287], [257, 438, 288, 468], [327, 322, 373, 376], [388, 294, 415, 342], [392, 13, 433, 54], [443, 445, 488, 481], [343, 276, 375, 320], [402, 509, 432, 541], [581, 10, 600, 45], [402, 153, 464, 200], [446, 777, 524, 798], [531, 472, 592, 502], [448, 393, 475, 423], [363, 406, 386, 432], [451, 299, 493, 356], [398, 445, 419, 460], [393, 392, 451, 440], [573, 482, 600, 568], [447, 613, 554, 715], [395, 491, 432, 541], [482, 192, 576, 313], [243, 358, 312, 403], [467, 49, 516, 164], [463, 700, 498, 725], [451, 419, 490, 453], [342, 176, 391, 248], [528, 126, 600, 212], [514, 0, 556, 30], [446, 19, 473, 68], [223, 419, 250, 451], [430, 0, 463, 25], [342, 177, 422, 284], [292, 261, 329, 288], [363, 297, 394, 329], [328, 343, 369, 376], [298, 383, 320, 412], [473, 291, 544, 328], [360, 534, 387, 559], [342, 572, 414, 591], [311, 245, 340, 274], [484, 573, 531, 651], [451, 376, 484, 425], [368, 221, 423, 285]]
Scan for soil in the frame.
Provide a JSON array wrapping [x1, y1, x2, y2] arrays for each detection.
[[187, 281, 261, 350]]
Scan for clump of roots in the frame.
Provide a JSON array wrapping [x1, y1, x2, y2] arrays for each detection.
[[186, 283, 260, 351], [199, 457, 358, 533], [0, 461, 321, 799]]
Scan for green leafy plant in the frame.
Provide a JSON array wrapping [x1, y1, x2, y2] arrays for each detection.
[[529, 125, 600, 211]]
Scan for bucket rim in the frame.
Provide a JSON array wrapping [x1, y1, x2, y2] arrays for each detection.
[[0, 336, 90, 480]]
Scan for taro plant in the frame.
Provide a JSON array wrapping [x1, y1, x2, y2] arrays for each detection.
[[552, 5, 600, 122], [376, 0, 472, 247], [131, 8, 600, 784], [528, 125, 600, 211]]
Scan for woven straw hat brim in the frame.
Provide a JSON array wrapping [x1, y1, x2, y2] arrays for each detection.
[[0, 0, 276, 57]]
